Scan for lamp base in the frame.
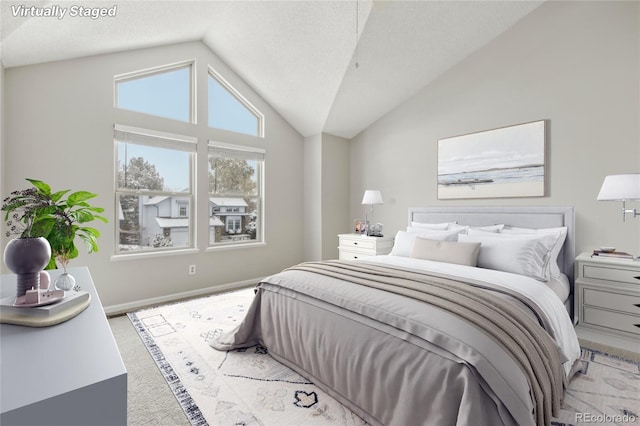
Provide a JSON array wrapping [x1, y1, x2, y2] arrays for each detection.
[[622, 201, 639, 222]]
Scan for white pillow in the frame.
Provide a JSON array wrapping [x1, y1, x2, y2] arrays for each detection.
[[448, 223, 505, 234], [501, 226, 567, 278], [408, 221, 449, 230], [407, 225, 452, 233], [411, 237, 481, 266], [458, 232, 559, 281], [390, 229, 461, 257]]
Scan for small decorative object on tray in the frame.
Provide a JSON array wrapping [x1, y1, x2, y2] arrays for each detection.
[[0, 288, 91, 326], [14, 288, 65, 308], [592, 249, 634, 259]]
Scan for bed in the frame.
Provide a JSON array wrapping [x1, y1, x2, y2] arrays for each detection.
[[211, 206, 581, 426]]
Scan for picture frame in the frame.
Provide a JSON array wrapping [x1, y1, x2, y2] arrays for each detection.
[[437, 120, 546, 200], [354, 219, 367, 235]]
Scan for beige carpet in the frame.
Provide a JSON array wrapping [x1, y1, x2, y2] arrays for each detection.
[[110, 289, 640, 426], [109, 315, 189, 425]]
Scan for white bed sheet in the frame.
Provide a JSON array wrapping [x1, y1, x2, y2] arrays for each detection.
[[359, 254, 581, 377], [547, 273, 570, 303]]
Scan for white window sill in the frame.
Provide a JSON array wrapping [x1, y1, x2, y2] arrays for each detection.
[[111, 248, 200, 262], [206, 241, 266, 253]]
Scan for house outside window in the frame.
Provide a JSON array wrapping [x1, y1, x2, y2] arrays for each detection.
[[114, 125, 196, 253], [208, 142, 264, 245]]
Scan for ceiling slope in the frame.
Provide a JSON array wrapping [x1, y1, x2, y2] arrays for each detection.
[[1, 0, 543, 139]]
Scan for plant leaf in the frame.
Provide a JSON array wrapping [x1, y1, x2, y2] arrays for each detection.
[[44, 257, 57, 270], [30, 216, 56, 238], [26, 179, 51, 195], [67, 191, 97, 207], [50, 190, 71, 202], [74, 209, 95, 223]]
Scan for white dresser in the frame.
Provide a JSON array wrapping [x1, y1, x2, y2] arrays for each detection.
[[574, 252, 640, 351], [338, 234, 394, 260], [0, 267, 127, 425]]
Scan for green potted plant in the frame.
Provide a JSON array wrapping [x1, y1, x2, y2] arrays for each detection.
[[2, 179, 108, 292]]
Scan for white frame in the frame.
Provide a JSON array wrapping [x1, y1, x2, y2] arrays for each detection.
[[208, 66, 265, 138], [207, 141, 265, 247], [114, 60, 196, 124], [113, 125, 197, 255], [437, 120, 546, 200]]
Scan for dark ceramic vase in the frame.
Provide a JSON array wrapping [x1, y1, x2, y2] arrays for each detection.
[[3, 237, 52, 296]]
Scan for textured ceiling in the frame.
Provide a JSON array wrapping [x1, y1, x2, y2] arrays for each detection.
[[1, 0, 543, 138]]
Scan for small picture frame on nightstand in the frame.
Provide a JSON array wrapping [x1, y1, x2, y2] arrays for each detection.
[[354, 219, 366, 235]]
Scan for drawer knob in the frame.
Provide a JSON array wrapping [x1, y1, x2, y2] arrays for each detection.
[[353, 242, 358, 245], [635, 276, 640, 280], [354, 256, 358, 259], [634, 304, 640, 308], [635, 324, 640, 329]]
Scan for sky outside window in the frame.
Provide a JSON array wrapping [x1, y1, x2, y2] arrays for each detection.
[[116, 66, 262, 190], [117, 66, 191, 122], [117, 142, 190, 192], [208, 75, 259, 136]]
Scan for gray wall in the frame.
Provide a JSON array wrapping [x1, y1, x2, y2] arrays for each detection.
[[304, 134, 323, 261], [350, 1, 640, 255], [321, 133, 350, 259], [3, 41, 305, 309], [2, 1, 639, 310], [303, 133, 350, 261]]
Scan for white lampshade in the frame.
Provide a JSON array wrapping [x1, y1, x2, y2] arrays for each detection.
[[597, 174, 640, 201], [361, 190, 383, 205]]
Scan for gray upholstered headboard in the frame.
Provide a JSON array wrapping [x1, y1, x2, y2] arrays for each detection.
[[408, 206, 576, 284]]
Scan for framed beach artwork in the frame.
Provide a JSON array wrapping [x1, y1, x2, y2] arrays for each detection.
[[437, 120, 546, 200]]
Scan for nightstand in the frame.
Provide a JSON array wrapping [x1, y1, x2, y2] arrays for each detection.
[[338, 234, 394, 260], [574, 252, 640, 351]]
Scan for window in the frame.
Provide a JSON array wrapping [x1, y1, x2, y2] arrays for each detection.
[[114, 125, 196, 253], [113, 61, 267, 256], [116, 63, 193, 123], [208, 142, 264, 246], [208, 69, 263, 137]]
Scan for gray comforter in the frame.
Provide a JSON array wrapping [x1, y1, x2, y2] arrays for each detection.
[[211, 260, 569, 426]]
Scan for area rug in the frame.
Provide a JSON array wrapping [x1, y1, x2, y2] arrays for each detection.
[[129, 288, 640, 426]]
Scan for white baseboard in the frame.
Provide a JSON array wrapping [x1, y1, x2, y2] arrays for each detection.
[[103, 278, 259, 316]]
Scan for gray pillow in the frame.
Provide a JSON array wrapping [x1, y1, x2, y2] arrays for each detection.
[[411, 237, 481, 267]]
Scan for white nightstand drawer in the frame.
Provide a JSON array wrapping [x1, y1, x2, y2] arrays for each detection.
[[339, 249, 369, 261], [339, 237, 376, 250], [583, 307, 640, 336], [337, 234, 394, 258], [583, 288, 640, 314], [583, 264, 640, 285]]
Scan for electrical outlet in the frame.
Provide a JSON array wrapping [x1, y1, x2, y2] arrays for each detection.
[[188, 264, 196, 275]]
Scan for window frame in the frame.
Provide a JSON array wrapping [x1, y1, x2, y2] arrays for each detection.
[[114, 60, 196, 124], [207, 141, 265, 249], [111, 60, 268, 259], [208, 66, 265, 138], [113, 124, 197, 257]]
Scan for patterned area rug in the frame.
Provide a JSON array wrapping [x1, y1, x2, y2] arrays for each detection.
[[129, 288, 640, 426]]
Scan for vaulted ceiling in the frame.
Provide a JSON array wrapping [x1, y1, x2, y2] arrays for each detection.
[[1, 0, 543, 138]]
